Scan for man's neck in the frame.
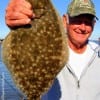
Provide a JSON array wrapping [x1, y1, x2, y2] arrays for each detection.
[[68, 40, 88, 54]]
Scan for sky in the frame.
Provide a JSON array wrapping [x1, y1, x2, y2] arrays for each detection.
[[0, 0, 100, 40]]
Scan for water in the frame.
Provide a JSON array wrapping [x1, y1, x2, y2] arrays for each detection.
[[0, 44, 25, 100]]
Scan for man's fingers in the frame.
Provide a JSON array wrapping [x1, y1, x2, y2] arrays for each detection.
[[6, 18, 31, 27], [6, 0, 33, 18], [5, 0, 35, 27]]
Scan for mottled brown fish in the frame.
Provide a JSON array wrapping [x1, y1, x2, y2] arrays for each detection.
[[2, 0, 68, 100]]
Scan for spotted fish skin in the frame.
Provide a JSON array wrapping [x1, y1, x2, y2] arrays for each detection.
[[2, 0, 68, 100]]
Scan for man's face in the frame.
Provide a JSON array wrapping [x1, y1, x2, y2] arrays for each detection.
[[66, 14, 95, 47]]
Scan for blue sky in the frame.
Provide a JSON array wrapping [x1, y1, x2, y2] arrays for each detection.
[[0, 0, 100, 40]]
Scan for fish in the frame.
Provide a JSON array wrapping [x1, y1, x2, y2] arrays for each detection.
[[2, 0, 68, 100]]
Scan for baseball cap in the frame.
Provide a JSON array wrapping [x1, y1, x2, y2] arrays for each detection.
[[67, 0, 98, 20]]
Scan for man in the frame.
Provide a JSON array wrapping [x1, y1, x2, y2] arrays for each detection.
[[5, 0, 100, 100]]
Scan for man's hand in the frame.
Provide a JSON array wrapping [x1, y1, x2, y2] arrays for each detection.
[[5, 0, 35, 27]]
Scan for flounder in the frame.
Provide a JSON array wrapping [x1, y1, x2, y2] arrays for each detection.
[[2, 0, 68, 99]]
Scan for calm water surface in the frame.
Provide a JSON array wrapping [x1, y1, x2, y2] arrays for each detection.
[[0, 44, 25, 100]]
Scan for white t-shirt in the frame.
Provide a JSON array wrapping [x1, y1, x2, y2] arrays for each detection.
[[68, 42, 96, 80]]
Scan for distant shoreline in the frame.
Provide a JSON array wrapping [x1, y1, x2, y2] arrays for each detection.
[[0, 39, 3, 44]]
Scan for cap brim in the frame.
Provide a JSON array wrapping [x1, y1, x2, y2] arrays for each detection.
[[69, 11, 98, 20]]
